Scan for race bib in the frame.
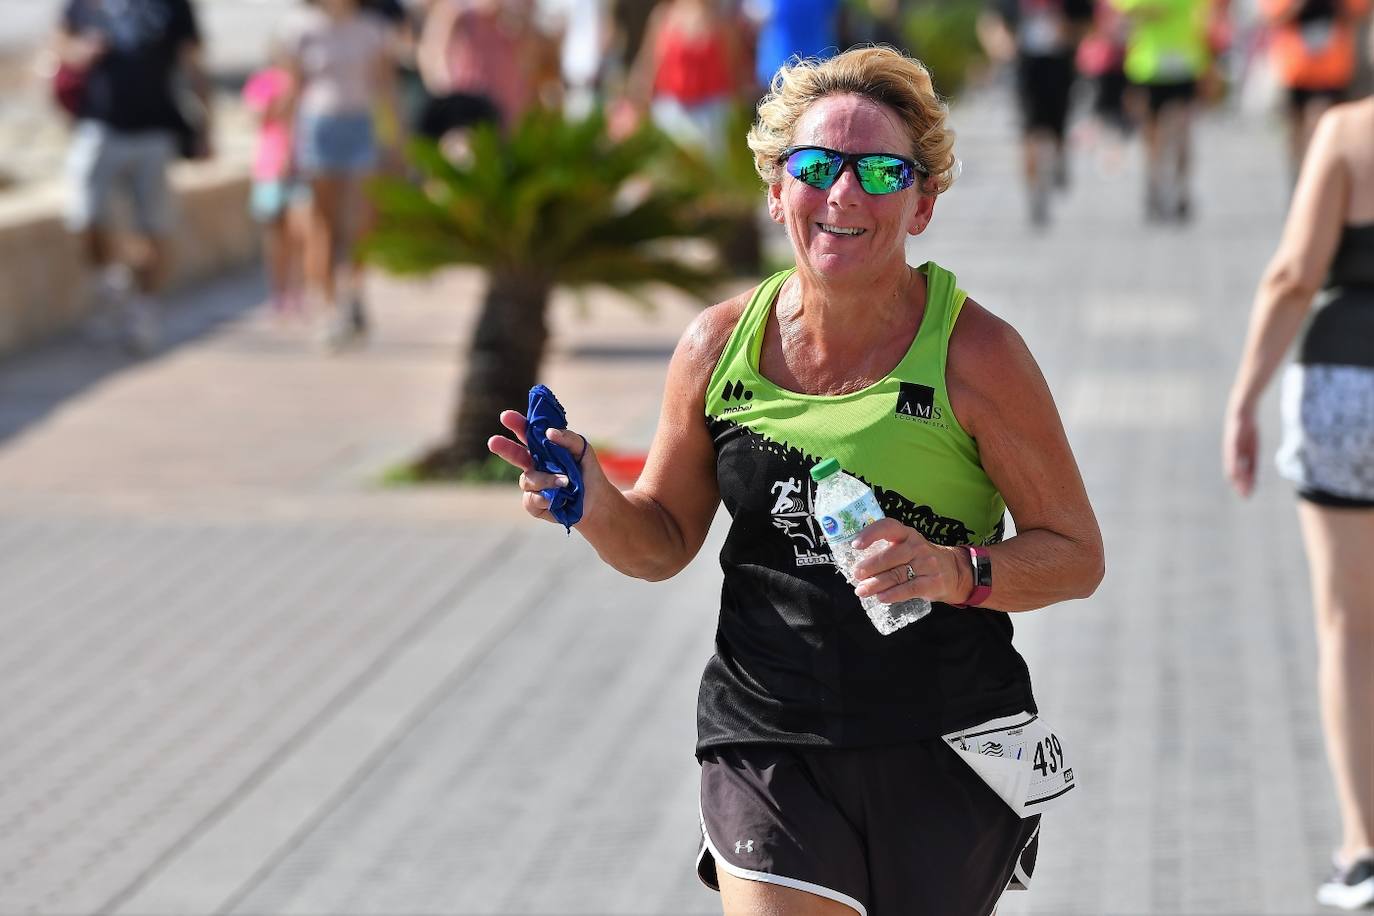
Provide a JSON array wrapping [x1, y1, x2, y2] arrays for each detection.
[[942, 711, 1077, 817], [1299, 19, 1336, 52]]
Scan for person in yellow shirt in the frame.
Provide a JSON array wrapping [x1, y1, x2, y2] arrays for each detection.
[[1109, 0, 1210, 221]]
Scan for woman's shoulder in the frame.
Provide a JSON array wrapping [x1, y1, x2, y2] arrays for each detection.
[[1323, 96, 1374, 133], [948, 296, 1037, 389], [680, 286, 754, 368], [1310, 97, 1374, 173], [945, 295, 1054, 437]]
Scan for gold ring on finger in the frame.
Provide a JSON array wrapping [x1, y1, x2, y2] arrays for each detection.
[[905, 564, 916, 582]]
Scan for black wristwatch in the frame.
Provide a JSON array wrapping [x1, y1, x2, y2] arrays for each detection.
[[953, 545, 992, 607]]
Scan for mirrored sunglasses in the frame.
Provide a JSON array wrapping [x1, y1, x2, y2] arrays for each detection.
[[780, 145, 926, 195]]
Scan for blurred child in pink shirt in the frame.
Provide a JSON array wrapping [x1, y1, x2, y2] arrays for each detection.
[[242, 54, 308, 317]]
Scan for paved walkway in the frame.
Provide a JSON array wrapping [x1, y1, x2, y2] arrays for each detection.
[[0, 87, 1343, 916]]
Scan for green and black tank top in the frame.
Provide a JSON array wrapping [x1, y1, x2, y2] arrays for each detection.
[[696, 261, 1037, 754]]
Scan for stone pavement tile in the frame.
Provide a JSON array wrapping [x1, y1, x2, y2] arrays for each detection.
[[222, 528, 722, 916], [0, 516, 532, 914]]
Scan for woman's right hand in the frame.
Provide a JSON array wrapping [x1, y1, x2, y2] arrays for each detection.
[[1223, 404, 1260, 498], [488, 409, 604, 524]]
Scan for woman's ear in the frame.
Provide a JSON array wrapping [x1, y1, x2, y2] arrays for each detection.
[[908, 189, 936, 236], [767, 182, 785, 225]]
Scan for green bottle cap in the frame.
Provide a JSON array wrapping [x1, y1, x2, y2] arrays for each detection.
[[810, 458, 841, 482]]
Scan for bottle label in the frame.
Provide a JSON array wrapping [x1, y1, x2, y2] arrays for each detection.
[[818, 492, 884, 545]]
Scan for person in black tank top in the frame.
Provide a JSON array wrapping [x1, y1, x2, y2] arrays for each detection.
[[1225, 98, 1374, 910], [491, 46, 1104, 916]]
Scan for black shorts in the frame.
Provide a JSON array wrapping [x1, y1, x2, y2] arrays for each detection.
[[1140, 79, 1197, 115], [415, 91, 502, 139], [1017, 53, 1076, 138], [1094, 69, 1132, 130], [1298, 487, 1374, 509], [1287, 86, 1346, 114], [696, 742, 1041, 915]]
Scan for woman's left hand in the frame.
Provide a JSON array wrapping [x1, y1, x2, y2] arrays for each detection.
[[850, 519, 970, 606], [1223, 403, 1260, 498]]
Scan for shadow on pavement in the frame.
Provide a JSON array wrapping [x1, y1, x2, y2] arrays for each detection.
[[0, 268, 265, 448]]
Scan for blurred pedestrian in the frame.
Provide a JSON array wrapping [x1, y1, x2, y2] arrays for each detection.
[[1109, 0, 1210, 222], [362, 0, 428, 152], [979, 0, 1095, 226], [1262, 0, 1370, 178], [840, 0, 908, 52], [541, 0, 615, 119], [1077, 1, 1133, 136], [608, 0, 660, 81], [54, 0, 211, 354], [416, 0, 543, 135], [747, 0, 841, 93], [627, 0, 749, 156], [242, 47, 308, 320], [1224, 97, 1374, 912], [281, 0, 401, 348]]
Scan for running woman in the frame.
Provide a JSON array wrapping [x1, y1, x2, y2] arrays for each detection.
[[491, 46, 1104, 916]]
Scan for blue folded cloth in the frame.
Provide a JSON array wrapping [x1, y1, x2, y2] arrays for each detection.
[[525, 384, 585, 531]]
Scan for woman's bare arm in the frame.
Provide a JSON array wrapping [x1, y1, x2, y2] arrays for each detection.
[[1224, 107, 1350, 495], [490, 293, 747, 581], [943, 301, 1104, 611]]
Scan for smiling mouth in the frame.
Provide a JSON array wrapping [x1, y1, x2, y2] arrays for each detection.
[[818, 223, 866, 237]]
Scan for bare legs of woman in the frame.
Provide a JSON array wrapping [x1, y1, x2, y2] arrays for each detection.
[[304, 173, 364, 348], [717, 871, 858, 916], [1023, 129, 1061, 228], [1297, 503, 1374, 865], [263, 206, 306, 320], [1143, 100, 1193, 222]]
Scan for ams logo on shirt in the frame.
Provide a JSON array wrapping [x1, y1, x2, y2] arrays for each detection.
[[895, 381, 948, 429]]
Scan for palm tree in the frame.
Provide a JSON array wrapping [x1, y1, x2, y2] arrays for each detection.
[[365, 108, 738, 476]]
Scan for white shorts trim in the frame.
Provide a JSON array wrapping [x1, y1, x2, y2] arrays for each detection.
[[696, 800, 867, 916], [1008, 820, 1040, 890]]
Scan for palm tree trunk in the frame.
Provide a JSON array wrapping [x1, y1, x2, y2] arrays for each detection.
[[419, 270, 552, 476]]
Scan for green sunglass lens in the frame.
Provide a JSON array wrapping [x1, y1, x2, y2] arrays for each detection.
[[786, 149, 842, 188], [855, 156, 911, 194]]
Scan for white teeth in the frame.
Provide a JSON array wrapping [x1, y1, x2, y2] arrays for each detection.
[[819, 223, 864, 236]]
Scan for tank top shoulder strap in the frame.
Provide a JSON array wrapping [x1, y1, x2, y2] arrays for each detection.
[[707, 267, 793, 398], [893, 260, 967, 382]]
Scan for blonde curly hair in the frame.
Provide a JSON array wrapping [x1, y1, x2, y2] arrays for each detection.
[[747, 46, 958, 196]]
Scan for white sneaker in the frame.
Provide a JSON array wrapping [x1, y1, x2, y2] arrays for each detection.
[[1317, 853, 1374, 910], [84, 265, 133, 343], [315, 311, 355, 352], [122, 295, 162, 355]]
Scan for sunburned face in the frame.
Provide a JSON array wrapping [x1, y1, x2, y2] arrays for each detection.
[[769, 93, 935, 282]]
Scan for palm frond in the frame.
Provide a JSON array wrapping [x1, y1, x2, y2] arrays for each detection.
[[365, 106, 740, 298]]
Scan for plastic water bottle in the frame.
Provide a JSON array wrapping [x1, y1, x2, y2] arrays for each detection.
[[810, 458, 932, 635]]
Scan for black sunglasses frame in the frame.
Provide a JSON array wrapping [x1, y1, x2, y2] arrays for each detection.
[[779, 145, 929, 195]]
